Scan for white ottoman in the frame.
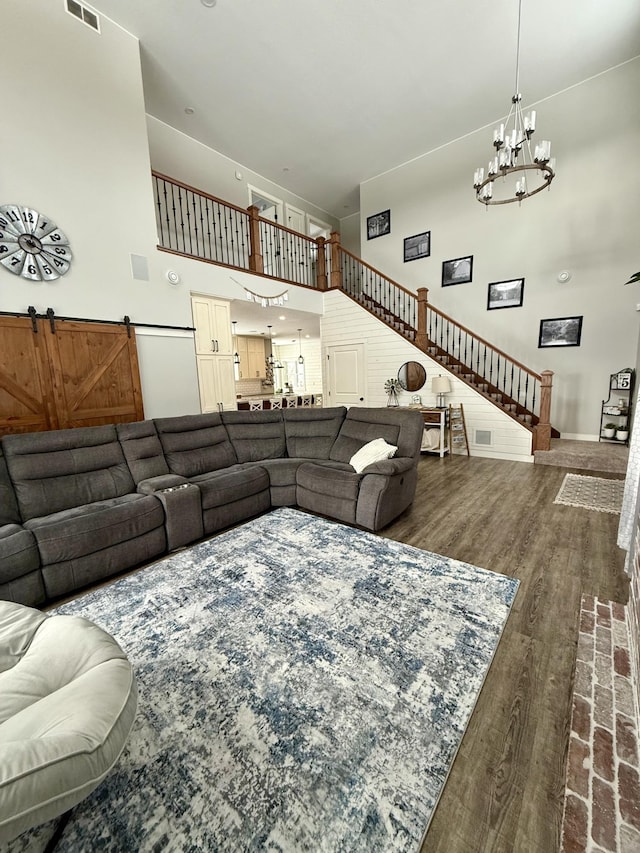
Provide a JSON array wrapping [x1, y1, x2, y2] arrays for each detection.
[[0, 601, 137, 844]]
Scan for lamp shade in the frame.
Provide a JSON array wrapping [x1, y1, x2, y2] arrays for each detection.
[[431, 375, 451, 395]]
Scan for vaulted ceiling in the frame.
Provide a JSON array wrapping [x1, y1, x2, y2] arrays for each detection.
[[90, 0, 640, 219]]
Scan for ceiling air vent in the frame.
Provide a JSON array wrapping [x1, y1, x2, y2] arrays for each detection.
[[66, 0, 100, 32]]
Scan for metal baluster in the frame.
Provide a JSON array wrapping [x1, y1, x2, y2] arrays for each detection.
[[154, 177, 164, 248]]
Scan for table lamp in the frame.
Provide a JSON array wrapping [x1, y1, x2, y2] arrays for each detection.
[[432, 375, 451, 408]]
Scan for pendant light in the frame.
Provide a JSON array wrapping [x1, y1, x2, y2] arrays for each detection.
[[232, 321, 240, 365], [267, 325, 275, 367], [472, 0, 555, 205], [297, 329, 304, 365]]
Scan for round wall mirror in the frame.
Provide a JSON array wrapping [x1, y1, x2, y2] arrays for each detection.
[[397, 361, 426, 392]]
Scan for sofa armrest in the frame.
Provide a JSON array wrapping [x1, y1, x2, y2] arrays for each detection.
[[360, 457, 415, 476], [137, 474, 189, 495]]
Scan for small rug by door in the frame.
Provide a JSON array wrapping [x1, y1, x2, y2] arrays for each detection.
[[8, 508, 519, 853], [553, 472, 625, 514]]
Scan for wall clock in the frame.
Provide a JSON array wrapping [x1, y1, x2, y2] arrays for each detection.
[[0, 204, 72, 281]]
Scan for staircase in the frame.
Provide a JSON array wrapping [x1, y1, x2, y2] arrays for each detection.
[[152, 171, 555, 451], [334, 246, 554, 450]]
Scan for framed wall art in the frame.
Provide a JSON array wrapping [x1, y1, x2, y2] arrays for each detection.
[[487, 278, 524, 310], [538, 316, 583, 348], [442, 255, 473, 287], [403, 231, 430, 262], [366, 209, 391, 240]]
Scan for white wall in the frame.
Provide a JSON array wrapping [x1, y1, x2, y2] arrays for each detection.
[[359, 59, 640, 438], [2, 1, 323, 420], [339, 212, 361, 257], [147, 117, 339, 234], [322, 291, 533, 462]]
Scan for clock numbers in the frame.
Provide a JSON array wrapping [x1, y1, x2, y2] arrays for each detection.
[[0, 205, 72, 281]]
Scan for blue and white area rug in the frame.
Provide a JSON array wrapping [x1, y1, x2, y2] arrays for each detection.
[[9, 508, 518, 853]]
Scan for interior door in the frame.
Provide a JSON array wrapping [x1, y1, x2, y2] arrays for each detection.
[[0, 316, 57, 436], [44, 320, 144, 429], [326, 343, 366, 407]]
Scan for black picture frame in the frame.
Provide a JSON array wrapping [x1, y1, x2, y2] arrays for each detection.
[[487, 278, 524, 310], [442, 255, 473, 287], [366, 209, 391, 240], [403, 231, 430, 262], [538, 316, 583, 348]]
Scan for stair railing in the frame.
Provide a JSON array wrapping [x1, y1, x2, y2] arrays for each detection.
[[150, 172, 552, 449], [329, 237, 553, 449]]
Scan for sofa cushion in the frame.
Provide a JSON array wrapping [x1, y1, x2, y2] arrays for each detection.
[[283, 407, 346, 459], [117, 421, 169, 483], [0, 602, 137, 844], [0, 449, 21, 527], [24, 494, 164, 565], [3, 426, 135, 522], [349, 438, 397, 473], [296, 461, 363, 501], [191, 465, 269, 510], [296, 461, 361, 525], [0, 526, 41, 585], [221, 410, 285, 463], [154, 414, 237, 477], [329, 407, 423, 464]]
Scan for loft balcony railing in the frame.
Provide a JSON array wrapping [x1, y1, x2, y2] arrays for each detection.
[[153, 171, 327, 289], [151, 171, 553, 450]]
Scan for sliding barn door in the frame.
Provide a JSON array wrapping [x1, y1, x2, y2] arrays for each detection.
[[0, 316, 144, 435], [0, 317, 57, 436], [44, 320, 144, 429]]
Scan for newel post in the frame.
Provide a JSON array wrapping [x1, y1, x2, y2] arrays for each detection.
[[247, 205, 264, 274], [315, 236, 328, 290], [329, 231, 342, 290], [533, 369, 554, 452], [415, 287, 429, 350]]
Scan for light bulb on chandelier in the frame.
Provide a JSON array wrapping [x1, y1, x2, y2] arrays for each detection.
[[473, 0, 556, 206]]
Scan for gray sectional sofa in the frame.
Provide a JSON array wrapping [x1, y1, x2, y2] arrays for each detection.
[[0, 406, 423, 609]]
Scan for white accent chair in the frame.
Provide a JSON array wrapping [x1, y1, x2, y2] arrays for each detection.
[[0, 601, 138, 845]]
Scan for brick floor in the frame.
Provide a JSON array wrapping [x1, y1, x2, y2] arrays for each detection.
[[561, 596, 640, 852]]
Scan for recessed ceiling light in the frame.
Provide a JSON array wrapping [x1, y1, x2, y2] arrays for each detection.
[[184, 107, 194, 115], [201, 0, 216, 6], [279, 315, 286, 320]]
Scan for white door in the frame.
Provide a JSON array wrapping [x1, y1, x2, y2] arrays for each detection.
[[326, 343, 366, 407]]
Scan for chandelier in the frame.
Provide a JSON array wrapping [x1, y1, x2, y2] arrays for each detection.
[[473, 0, 555, 206]]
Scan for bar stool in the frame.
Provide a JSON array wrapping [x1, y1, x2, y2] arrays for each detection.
[[249, 400, 263, 411]]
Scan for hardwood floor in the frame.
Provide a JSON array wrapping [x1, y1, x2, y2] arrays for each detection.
[[383, 454, 629, 853]]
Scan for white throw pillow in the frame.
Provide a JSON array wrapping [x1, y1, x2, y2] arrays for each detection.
[[349, 438, 398, 474]]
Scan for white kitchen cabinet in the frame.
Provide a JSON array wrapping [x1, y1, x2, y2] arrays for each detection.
[[192, 296, 232, 355], [196, 354, 236, 412]]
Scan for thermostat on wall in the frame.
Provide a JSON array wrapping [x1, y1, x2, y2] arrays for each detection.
[[166, 270, 181, 285]]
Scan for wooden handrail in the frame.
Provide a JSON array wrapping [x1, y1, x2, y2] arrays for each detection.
[[417, 288, 542, 382], [152, 170, 250, 217], [336, 244, 418, 301]]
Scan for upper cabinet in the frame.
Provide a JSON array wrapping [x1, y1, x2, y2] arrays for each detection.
[[192, 296, 232, 355], [234, 335, 266, 379]]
